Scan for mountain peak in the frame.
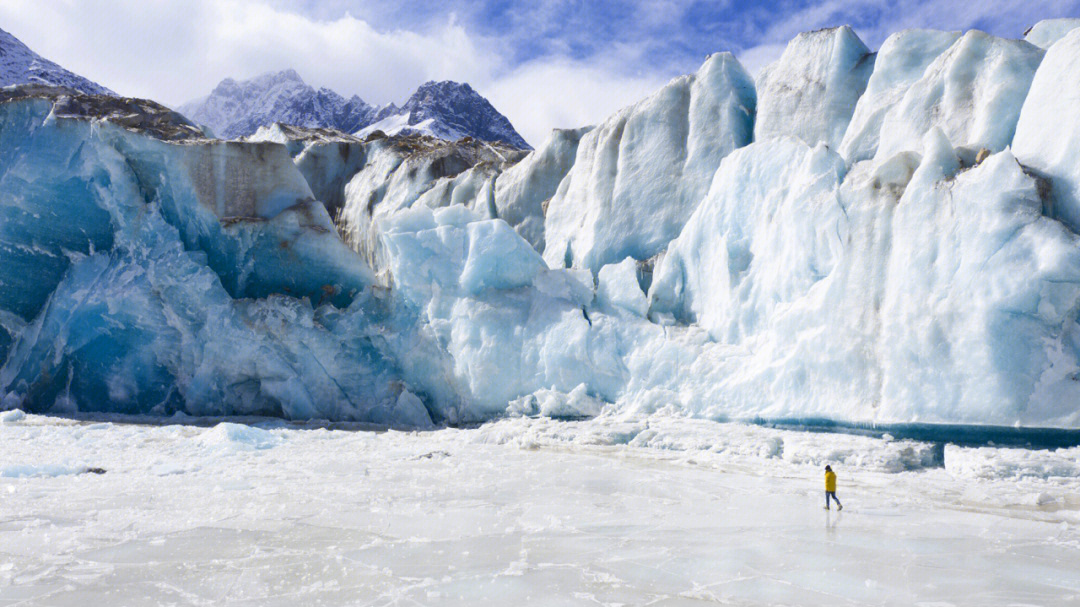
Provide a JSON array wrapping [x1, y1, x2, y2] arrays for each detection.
[[183, 73, 530, 148], [0, 27, 114, 96], [180, 70, 374, 139], [394, 80, 529, 149]]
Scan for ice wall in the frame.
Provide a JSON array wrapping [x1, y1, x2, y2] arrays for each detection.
[[543, 52, 755, 275], [0, 90, 433, 423], [332, 134, 526, 278], [755, 26, 874, 150], [492, 126, 592, 252], [1024, 18, 1080, 50], [1013, 29, 1080, 232], [874, 31, 1044, 162], [4, 21, 1080, 430], [839, 29, 960, 163], [646, 130, 1080, 427]]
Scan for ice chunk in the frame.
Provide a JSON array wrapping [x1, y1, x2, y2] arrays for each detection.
[[543, 52, 755, 274], [0, 408, 26, 423], [531, 268, 595, 307], [460, 220, 547, 294], [839, 29, 960, 163], [755, 26, 874, 150], [198, 422, 281, 450], [506, 385, 604, 418], [1024, 18, 1080, 50], [874, 31, 1043, 162], [596, 258, 648, 317], [381, 213, 625, 419], [0, 463, 84, 478], [1013, 28, 1080, 231], [944, 444, 1080, 479]]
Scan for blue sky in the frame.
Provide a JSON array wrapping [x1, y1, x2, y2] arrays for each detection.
[[0, 0, 1077, 144]]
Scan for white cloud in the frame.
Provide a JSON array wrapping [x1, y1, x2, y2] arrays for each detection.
[[0, 0, 684, 146], [9, 0, 1053, 147], [0, 0, 495, 106], [482, 59, 671, 146]]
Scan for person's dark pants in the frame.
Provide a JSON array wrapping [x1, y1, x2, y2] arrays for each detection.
[[825, 491, 841, 509]]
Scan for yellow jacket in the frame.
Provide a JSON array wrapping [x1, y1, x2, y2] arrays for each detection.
[[825, 470, 837, 492]]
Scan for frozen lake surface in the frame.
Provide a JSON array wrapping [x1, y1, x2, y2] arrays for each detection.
[[1, 412, 1079, 606]]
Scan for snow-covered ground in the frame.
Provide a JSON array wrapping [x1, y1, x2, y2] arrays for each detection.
[[1, 412, 1078, 606]]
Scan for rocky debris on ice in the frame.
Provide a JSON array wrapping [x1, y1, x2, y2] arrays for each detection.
[[0, 84, 205, 141]]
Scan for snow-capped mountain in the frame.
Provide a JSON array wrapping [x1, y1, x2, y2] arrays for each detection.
[[178, 69, 375, 140], [0, 27, 114, 95], [358, 81, 531, 149], [181, 71, 530, 148]]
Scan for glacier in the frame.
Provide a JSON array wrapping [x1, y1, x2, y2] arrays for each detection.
[[3, 19, 1080, 430]]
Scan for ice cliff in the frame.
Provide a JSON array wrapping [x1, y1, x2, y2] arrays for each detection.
[[4, 20, 1080, 429]]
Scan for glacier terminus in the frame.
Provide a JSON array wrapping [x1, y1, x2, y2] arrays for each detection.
[[3, 22, 1080, 431]]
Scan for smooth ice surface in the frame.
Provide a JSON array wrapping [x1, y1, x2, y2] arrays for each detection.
[[874, 31, 1044, 162], [755, 26, 874, 150], [839, 29, 960, 163], [0, 414, 1077, 606], [1014, 28, 1080, 232], [543, 52, 755, 274], [1024, 18, 1080, 50], [597, 257, 648, 317]]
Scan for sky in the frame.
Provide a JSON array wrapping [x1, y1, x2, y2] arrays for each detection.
[[0, 0, 1078, 146]]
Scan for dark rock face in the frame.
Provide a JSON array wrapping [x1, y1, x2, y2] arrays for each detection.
[[397, 81, 531, 149]]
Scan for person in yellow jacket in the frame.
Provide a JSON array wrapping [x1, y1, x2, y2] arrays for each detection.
[[824, 465, 843, 511]]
